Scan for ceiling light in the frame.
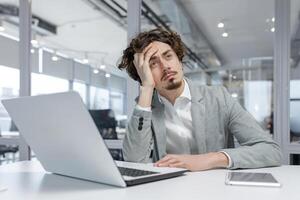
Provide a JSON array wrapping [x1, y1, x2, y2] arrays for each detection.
[[51, 55, 59, 61], [31, 39, 38, 45], [82, 52, 89, 64], [271, 17, 275, 22], [222, 32, 229, 37], [31, 32, 39, 46], [51, 51, 59, 61], [271, 27, 275, 32], [217, 22, 224, 28], [231, 93, 238, 98], [100, 64, 106, 69], [93, 69, 99, 74], [30, 48, 35, 54], [105, 73, 111, 78], [82, 59, 89, 64], [232, 75, 237, 79]]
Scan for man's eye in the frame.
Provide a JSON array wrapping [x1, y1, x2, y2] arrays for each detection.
[[150, 60, 158, 65], [166, 54, 172, 58], [150, 62, 158, 68]]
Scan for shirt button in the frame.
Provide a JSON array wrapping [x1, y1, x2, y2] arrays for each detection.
[[139, 117, 144, 122]]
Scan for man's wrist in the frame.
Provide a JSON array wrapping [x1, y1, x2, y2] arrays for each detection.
[[215, 152, 229, 168], [138, 85, 154, 107], [207, 152, 229, 169], [140, 85, 154, 92]]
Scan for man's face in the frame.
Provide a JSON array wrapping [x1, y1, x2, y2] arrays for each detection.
[[147, 41, 184, 92]]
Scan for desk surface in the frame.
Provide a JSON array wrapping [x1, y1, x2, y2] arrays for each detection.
[[0, 161, 299, 200]]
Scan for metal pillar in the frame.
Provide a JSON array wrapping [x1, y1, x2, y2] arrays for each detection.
[[274, 0, 290, 164], [18, 0, 32, 161], [126, 0, 141, 118]]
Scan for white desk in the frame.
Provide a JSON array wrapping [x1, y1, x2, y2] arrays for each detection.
[[0, 161, 299, 200]]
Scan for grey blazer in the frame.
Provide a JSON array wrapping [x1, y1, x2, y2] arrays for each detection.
[[123, 79, 282, 169]]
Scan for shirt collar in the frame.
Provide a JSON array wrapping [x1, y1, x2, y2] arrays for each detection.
[[158, 79, 191, 104]]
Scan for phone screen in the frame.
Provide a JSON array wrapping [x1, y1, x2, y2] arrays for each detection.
[[228, 172, 278, 183]]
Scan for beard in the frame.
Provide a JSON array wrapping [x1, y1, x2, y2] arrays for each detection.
[[164, 79, 183, 90]]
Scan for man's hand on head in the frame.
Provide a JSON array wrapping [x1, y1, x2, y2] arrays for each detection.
[[134, 44, 158, 108], [133, 44, 158, 88], [154, 152, 229, 171]]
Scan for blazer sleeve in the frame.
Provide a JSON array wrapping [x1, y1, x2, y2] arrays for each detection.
[[122, 107, 153, 163], [219, 87, 282, 169]]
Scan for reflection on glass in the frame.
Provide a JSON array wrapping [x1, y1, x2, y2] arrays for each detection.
[[290, 81, 300, 142], [290, 0, 300, 145], [244, 81, 272, 132], [110, 91, 124, 116], [31, 73, 69, 95], [73, 81, 87, 104], [90, 86, 109, 110], [0, 66, 19, 132]]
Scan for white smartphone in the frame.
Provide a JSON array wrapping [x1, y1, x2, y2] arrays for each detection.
[[225, 172, 281, 187]]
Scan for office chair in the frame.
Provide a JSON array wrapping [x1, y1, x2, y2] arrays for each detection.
[[0, 129, 19, 163]]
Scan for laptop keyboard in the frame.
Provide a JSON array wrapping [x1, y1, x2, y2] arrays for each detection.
[[118, 167, 159, 177]]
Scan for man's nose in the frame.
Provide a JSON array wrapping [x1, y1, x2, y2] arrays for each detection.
[[160, 59, 170, 71]]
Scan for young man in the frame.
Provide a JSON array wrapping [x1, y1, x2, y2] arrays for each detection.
[[118, 28, 281, 171]]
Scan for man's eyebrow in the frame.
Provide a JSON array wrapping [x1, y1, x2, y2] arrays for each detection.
[[149, 55, 158, 62], [162, 49, 173, 56], [149, 49, 173, 61]]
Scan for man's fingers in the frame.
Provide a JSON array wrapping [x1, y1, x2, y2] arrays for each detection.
[[155, 155, 177, 166], [169, 162, 186, 168], [137, 53, 144, 68], [134, 44, 157, 70], [144, 48, 158, 64], [160, 158, 179, 166], [133, 53, 139, 67], [142, 44, 153, 54]]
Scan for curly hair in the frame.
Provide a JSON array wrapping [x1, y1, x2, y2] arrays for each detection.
[[118, 28, 186, 83]]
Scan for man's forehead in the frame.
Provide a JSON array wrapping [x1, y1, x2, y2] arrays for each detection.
[[150, 41, 172, 49], [148, 42, 174, 55]]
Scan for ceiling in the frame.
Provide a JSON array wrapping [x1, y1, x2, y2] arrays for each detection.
[[181, 0, 300, 64], [1, 0, 300, 79], [0, 0, 128, 77]]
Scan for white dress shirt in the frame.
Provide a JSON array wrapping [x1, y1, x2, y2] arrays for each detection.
[[136, 79, 232, 167], [157, 79, 197, 154]]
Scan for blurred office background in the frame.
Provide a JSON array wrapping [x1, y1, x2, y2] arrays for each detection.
[[0, 0, 299, 165]]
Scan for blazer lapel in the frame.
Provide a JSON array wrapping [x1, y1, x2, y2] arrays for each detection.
[[187, 79, 207, 154], [151, 91, 167, 159]]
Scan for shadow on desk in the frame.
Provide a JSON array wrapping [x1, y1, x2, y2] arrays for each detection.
[[0, 172, 119, 193], [38, 173, 119, 192]]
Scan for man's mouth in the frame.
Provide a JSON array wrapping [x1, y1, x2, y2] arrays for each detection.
[[161, 71, 177, 81]]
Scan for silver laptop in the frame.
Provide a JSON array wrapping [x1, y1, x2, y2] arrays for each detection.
[[2, 92, 187, 187]]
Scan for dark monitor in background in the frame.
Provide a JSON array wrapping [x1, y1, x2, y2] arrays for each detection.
[[89, 109, 123, 161], [88, 109, 118, 139]]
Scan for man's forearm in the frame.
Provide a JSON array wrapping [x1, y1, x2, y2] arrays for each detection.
[[206, 152, 229, 169], [138, 86, 154, 108], [155, 152, 229, 171]]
